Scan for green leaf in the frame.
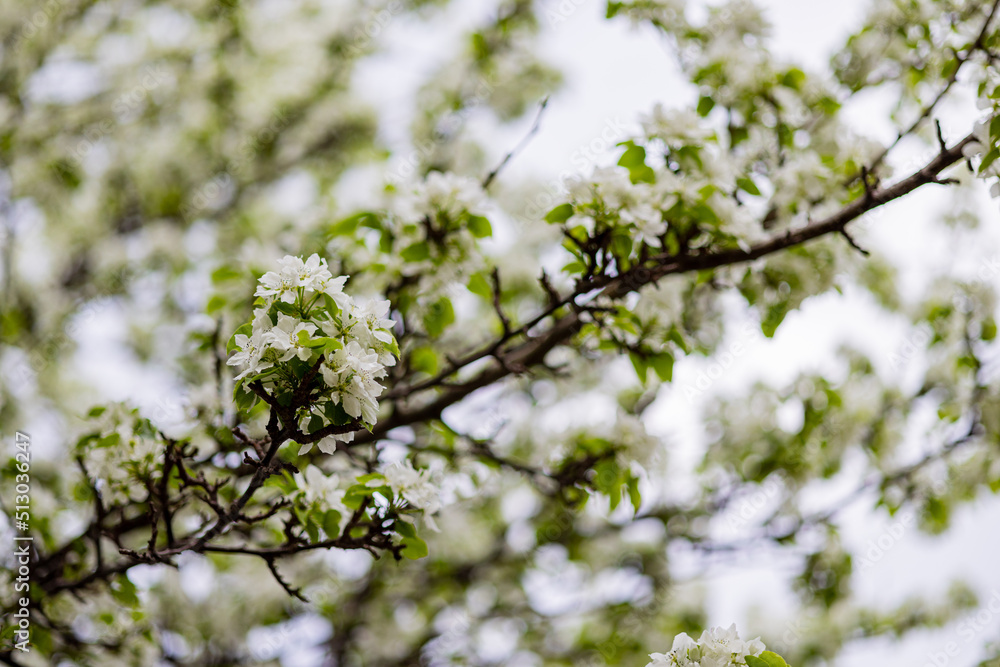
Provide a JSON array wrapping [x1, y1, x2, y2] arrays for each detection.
[[618, 143, 655, 183], [273, 301, 298, 317], [307, 414, 324, 434], [990, 115, 1000, 142], [322, 510, 342, 538], [737, 176, 761, 196], [650, 352, 674, 382], [395, 520, 417, 538], [227, 323, 253, 353], [206, 294, 227, 314], [400, 534, 428, 559], [423, 297, 455, 338], [303, 336, 339, 349], [730, 125, 749, 146], [467, 272, 492, 299], [211, 265, 243, 283], [626, 475, 642, 513], [593, 459, 623, 509], [982, 317, 997, 341], [750, 651, 791, 667], [610, 233, 633, 259], [466, 214, 492, 238], [781, 67, 806, 91], [400, 241, 431, 262], [629, 352, 648, 384], [761, 303, 789, 338], [979, 147, 1000, 175], [618, 142, 646, 169], [410, 346, 439, 375], [233, 382, 257, 413], [696, 95, 715, 117], [110, 575, 139, 608], [545, 203, 575, 224], [329, 211, 378, 237], [264, 470, 298, 494], [305, 513, 320, 543]]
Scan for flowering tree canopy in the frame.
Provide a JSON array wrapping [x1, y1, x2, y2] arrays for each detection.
[[2, 0, 1000, 665]]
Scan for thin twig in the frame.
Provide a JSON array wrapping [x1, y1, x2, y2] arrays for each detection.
[[481, 97, 549, 189]]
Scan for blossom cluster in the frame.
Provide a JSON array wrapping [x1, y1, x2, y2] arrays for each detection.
[[326, 171, 492, 326], [562, 166, 672, 248], [75, 404, 163, 507], [388, 171, 491, 282], [383, 459, 443, 518], [227, 254, 398, 447], [647, 625, 767, 667], [962, 114, 1000, 201], [396, 171, 487, 225], [556, 133, 759, 257]]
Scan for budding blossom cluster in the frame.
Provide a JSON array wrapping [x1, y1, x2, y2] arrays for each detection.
[[962, 111, 1000, 201], [389, 171, 490, 278], [287, 459, 444, 538], [559, 107, 760, 253], [76, 405, 163, 507], [227, 254, 398, 447], [647, 625, 767, 667], [382, 459, 443, 518], [564, 166, 671, 248], [326, 171, 492, 321]]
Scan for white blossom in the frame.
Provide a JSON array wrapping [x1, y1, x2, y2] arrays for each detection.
[[227, 310, 275, 381], [383, 459, 442, 516], [647, 625, 767, 667], [265, 313, 317, 362], [296, 465, 348, 535], [349, 299, 397, 366], [398, 171, 485, 222], [321, 341, 386, 424], [621, 203, 667, 247], [640, 104, 712, 146], [228, 254, 398, 433]]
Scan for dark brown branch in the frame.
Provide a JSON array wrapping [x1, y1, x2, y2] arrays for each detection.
[[481, 97, 549, 189], [364, 131, 977, 446]]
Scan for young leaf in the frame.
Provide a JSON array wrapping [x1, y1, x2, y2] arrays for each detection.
[[400, 534, 429, 559], [466, 214, 492, 238], [545, 203, 575, 224]]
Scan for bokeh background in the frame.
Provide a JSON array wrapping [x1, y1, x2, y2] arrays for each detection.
[[2, 0, 999, 665]]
